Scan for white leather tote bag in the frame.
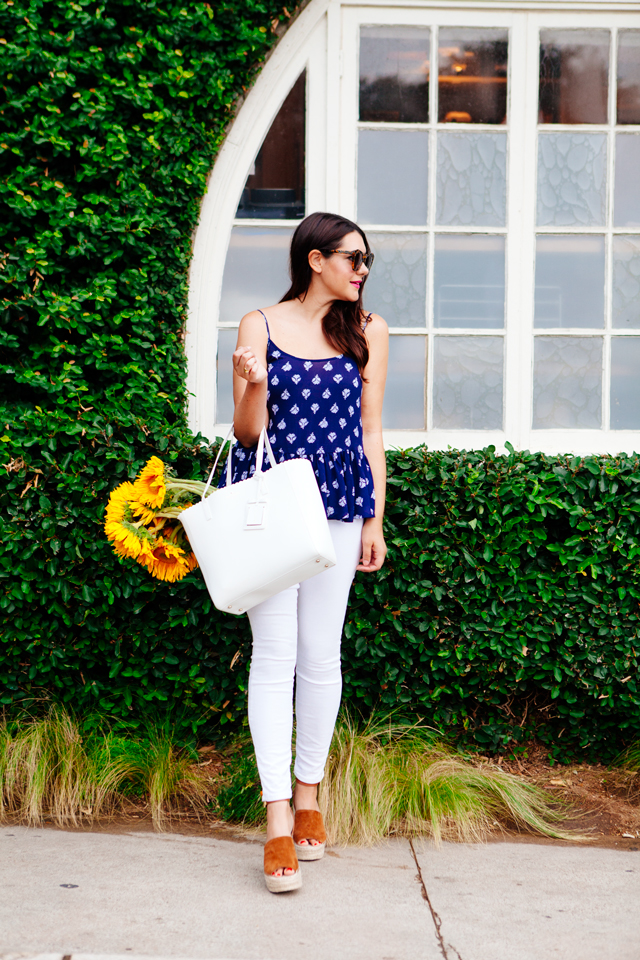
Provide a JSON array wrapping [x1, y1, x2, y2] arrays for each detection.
[[179, 427, 337, 615]]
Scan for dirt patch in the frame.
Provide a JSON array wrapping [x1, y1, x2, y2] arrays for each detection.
[[476, 741, 640, 850]]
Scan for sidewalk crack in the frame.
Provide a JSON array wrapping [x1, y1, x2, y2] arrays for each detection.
[[409, 838, 463, 960]]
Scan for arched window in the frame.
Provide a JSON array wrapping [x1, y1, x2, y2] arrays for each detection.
[[187, 0, 640, 455]]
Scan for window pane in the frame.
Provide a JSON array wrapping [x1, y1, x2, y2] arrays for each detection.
[[539, 30, 609, 124], [382, 336, 425, 429], [438, 28, 508, 124], [434, 235, 504, 329], [534, 236, 604, 329], [364, 233, 427, 327], [614, 134, 640, 228], [358, 129, 429, 226], [533, 337, 602, 428], [613, 236, 640, 329], [216, 328, 237, 423], [236, 72, 305, 219], [359, 26, 430, 123], [537, 133, 607, 227], [436, 132, 506, 226], [611, 337, 640, 429], [219, 227, 292, 323], [617, 30, 640, 125], [433, 336, 503, 429]]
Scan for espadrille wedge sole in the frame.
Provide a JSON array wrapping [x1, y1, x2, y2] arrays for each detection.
[[263, 836, 301, 893], [293, 809, 327, 861]]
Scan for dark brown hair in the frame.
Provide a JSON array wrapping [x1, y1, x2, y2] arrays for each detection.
[[280, 211, 371, 374]]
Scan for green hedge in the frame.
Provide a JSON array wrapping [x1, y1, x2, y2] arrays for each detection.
[[4, 435, 640, 760], [2, 1, 639, 761], [349, 445, 640, 760], [0, 0, 292, 727]]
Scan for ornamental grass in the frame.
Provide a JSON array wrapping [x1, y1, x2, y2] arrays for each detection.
[[216, 713, 587, 845], [615, 741, 640, 773], [318, 713, 585, 846], [0, 707, 588, 843], [0, 706, 211, 831]]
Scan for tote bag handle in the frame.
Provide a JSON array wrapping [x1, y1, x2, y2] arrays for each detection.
[[200, 426, 277, 500]]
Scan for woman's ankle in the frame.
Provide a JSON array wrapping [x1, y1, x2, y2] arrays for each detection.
[[293, 779, 320, 810], [265, 799, 293, 839]]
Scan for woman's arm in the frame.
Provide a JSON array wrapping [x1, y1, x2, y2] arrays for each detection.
[[231, 311, 269, 447], [358, 314, 389, 573]]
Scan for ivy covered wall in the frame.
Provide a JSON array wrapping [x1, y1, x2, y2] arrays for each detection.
[[0, 0, 296, 729], [1, 0, 639, 760]]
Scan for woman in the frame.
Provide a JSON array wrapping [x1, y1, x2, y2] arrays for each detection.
[[228, 211, 388, 892]]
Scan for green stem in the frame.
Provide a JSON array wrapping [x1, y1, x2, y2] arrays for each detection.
[[165, 481, 207, 494]]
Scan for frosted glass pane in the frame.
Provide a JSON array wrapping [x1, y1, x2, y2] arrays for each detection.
[[358, 129, 428, 226], [611, 337, 640, 429], [383, 336, 425, 429], [359, 26, 430, 123], [613, 237, 640, 329], [438, 28, 508, 124], [533, 337, 602, 428], [219, 227, 292, 323], [436, 133, 506, 226], [364, 233, 427, 327], [434, 235, 504, 329], [216, 328, 237, 423], [537, 134, 607, 227], [617, 30, 640, 125], [539, 30, 609, 124], [614, 134, 640, 228], [433, 336, 503, 429], [534, 236, 604, 329]]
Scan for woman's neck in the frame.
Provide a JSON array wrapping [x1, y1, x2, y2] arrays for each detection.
[[291, 290, 334, 326]]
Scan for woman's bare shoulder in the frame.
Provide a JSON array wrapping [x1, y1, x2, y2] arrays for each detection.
[[362, 312, 389, 340], [238, 310, 269, 338]]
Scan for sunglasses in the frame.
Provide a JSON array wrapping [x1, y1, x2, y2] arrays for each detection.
[[327, 249, 375, 272]]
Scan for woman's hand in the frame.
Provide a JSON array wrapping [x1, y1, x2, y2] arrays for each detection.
[[357, 518, 387, 573], [233, 346, 268, 384]]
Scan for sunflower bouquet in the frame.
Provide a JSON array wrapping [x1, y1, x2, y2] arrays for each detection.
[[104, 456, 210, 583]]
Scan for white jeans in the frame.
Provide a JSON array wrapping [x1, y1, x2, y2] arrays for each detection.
[[247, 518, 363, 802]]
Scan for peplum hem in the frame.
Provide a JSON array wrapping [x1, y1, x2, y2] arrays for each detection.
[[220, 442, 376, 522]]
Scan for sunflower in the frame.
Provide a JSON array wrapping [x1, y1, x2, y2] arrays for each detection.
[[104, 481, 136, 527], [143, 537, 192, 583], [105, 465, 202, 580], [107, 520, 146, 561], [129, 499, 158, 525], [133, 456, 166, 509], [104, 482, 147, 560], [112, 534, 153, 564]]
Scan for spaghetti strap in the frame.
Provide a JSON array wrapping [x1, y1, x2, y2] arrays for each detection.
[[361, 312, 372, 331], [257, 308, 271, 340]]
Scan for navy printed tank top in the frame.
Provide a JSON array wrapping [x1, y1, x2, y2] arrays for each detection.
[[220, 310, 376, 522]]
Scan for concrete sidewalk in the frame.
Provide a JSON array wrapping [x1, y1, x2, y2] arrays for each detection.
[[0, 825, 638, 960]]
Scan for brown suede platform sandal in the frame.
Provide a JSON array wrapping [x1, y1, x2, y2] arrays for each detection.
[[263, 836, 302, 893], [293, 809, 327, 861]]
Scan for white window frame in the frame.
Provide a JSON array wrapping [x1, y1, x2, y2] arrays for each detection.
[[186, 0, 640, 455], [185, 0, 331, 440]]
